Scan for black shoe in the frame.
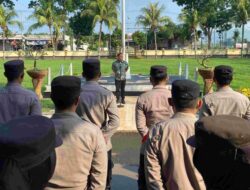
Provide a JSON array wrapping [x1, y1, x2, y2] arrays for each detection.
[[121, 99, 125, 104]]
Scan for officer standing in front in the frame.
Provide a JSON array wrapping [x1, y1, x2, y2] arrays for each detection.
[[77, 59, 119, 190], [135, 65, 173, 190], [199, 65, 250, 119], [0, 60, 41, 124], [46, 76, 107, 190], [112, 53, 129, 104], [144, 80, 205, 190]]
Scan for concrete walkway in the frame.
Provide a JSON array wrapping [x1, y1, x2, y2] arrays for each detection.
[[112, 164, 138, 189]]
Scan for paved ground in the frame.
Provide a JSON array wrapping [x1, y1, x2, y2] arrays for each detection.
[[112, 164, 138, 189]]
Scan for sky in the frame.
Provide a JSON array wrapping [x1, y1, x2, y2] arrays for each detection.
[[11, 0, 182, 34], [7, 0, 250, 41]]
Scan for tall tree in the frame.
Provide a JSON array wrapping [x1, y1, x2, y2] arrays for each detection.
[[0, 0, 16, 8], [81, 0, 118, 59], [179, 8, 199, 55], [0, 5, 23, 59], [137, 2, 169, 58], [28, 0, 59, 54], [231, 0, 250, 57], [233, 30, 240, 47]]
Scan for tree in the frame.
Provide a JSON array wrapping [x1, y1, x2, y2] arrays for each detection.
[[81, 0, 118, 59], [28, 0, 61, 54], [111, 27, 122, 51], [69, 11, 94, 41], [0, 0, 16, 8], [179, 8, 199, 55], [137, 2, 169, 58], [233, 30, 240, 47], [132, 31, 146, 49], [0, 5, 23, 59], [231, 0, 250, 57]]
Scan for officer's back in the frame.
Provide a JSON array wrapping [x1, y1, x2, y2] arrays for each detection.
[[0, 60, 41, 123], [200, 65, 250, 119]]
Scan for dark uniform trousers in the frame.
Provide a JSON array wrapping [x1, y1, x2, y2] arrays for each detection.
[[138, 154, 147, 190], [115, 80, 126, 101], [106, 150, 114, 190]]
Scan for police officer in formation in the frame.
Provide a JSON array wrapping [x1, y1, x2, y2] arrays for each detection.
[[0, 60, 41, 123], [76, 59, 119, 190], [135, 65, 173, 190], [46, 76, 107, 190], [200, 65, 250, 119], [144, 80, 206, 190]]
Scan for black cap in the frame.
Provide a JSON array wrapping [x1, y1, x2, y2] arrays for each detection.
[[214, 65, 233, 81], [150, 65, 167, 78], [4, 60, 24, 78], [195, 115, 250, 148], [51, 76, 81, 100], [0, 115, 62, 170], [82, 59, 100, 76], [172, 80, 200, 101]]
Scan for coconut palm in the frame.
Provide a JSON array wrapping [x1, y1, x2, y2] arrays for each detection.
[[0, 5, 23, 59], [28, 0, 56, 54], [82, 0, 118, 59], [179, 8, 199, 56], [137, 2, 169, 58]]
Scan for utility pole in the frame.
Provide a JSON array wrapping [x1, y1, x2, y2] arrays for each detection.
[[122, 0, 126, 57]]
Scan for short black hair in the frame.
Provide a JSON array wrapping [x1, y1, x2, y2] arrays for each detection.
[[82, 59, 101, 80], [51, 94, 78, 110], [51, 76, 81, 110], [4, 72, 23, 82], [151, 75, 167, 84], [173, 97, 199, 111], [214, 65, 233, 86]]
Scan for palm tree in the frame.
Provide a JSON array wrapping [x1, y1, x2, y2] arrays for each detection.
[[82, 0, 118, 59], [0, 5, 23, 59], [137, 2, 169, 58], [28, 0, 56, 55], [179, 8, 199, 57]]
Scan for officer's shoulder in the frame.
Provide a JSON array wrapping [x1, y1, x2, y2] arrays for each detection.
[[17, 86, 38, 98], [80, 120, 102, 135], [99, 85, 113, 94]]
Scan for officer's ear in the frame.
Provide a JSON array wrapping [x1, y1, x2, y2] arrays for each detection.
[[20, 72, 24, 79], [197, 99, 203, 110], [74, 96, 80, 107], [168, 98, 174, 107]]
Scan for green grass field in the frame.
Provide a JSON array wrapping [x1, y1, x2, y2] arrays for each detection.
[[0, 58, 249, 112]]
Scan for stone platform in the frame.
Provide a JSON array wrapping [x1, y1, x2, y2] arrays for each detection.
[[45, 74, 185, 96]]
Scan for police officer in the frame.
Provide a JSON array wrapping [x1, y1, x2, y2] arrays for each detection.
[[135, 65, 173, 190], [0, 115, 62, 190], [144, 80, 205, 190], [112, 53, 129, 104], [0, 60, 41, 123], [199, 65, 250, 119], [77, 59, 119, 190], [193, 115, 250, 190], [46, 76, 107, 190]]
